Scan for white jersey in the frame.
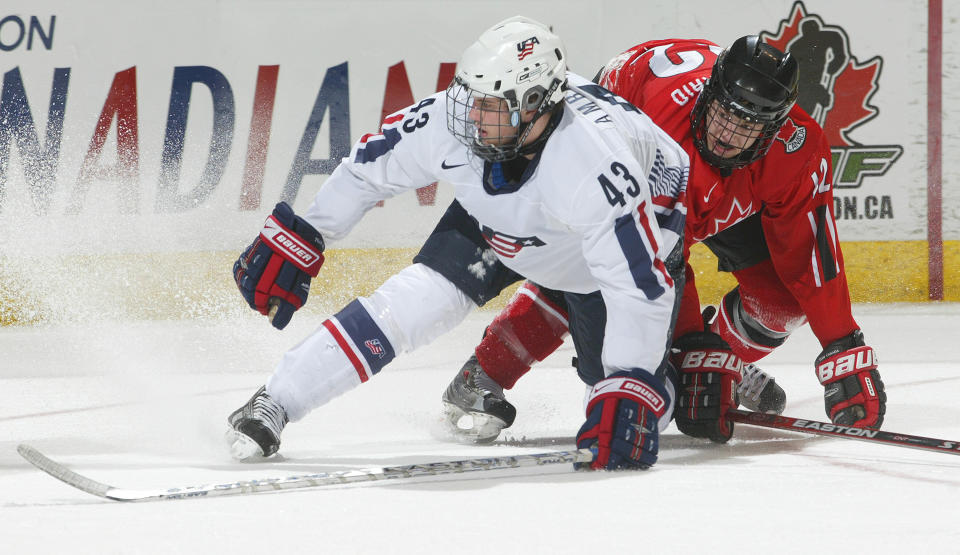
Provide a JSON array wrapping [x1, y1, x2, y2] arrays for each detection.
[[304, 72, 689, 375]]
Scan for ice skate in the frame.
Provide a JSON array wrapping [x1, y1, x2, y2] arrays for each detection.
[[441, 355, 517, 444], [738, 363, 786, 415], [226, 386, 288, 460]]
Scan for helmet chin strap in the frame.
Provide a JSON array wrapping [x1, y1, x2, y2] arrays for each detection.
[[516, 103, 563, 157], [509, 77, 564, 157]]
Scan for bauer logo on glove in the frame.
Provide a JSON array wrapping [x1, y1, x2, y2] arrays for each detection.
[[260, 216, 324, 274], [816, 346, 876, 383], [815, 330, 886, 429], [575, 371, 670, 470]]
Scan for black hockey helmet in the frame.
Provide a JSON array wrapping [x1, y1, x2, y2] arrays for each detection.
[[690, 35, 800, 170]]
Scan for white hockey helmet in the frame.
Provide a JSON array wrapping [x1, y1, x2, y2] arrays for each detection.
[[446, 16, 567, 162]]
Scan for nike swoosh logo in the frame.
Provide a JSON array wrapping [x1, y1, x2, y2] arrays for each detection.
[[703, 180, 720, 203], [441, 160, 466, 169], [593, 381, 617, 394]]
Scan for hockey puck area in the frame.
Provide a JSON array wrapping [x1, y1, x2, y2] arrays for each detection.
[[440, 403, 508, 445]]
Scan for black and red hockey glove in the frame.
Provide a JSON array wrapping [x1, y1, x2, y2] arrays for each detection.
[[576, 371, 670, 470], [815, 330, 886, 429], [671, 328, 742, 444], [234, 202, 325, 330]]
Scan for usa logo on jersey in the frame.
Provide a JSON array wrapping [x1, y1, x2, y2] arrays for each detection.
[[517, 36, 539, 60], [364, 339, 386, 359], [481, 225, 545, 258]]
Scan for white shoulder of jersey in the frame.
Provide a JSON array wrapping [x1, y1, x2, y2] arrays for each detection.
[[536, 72, 688, 230], [564, 72, 688, 170], [341, 90, 454, 187], [303, 91, 456, 240]]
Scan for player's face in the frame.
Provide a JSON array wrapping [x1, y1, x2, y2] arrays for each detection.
[[703, 101, 765, 159], [469, 96, 519, 146]]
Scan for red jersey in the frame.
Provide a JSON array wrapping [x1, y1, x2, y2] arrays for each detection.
[[599, 39, 857, 346]]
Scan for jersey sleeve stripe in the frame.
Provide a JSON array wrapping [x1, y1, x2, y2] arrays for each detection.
[[811, 205, 838, 282], [654, 206, 685, 238], [823, 205, 841, 276], [353, 127, 403, 164], [613, 206, 668, 300], [807, 211, 822, 287], [635, 202, 675, 289], [808, 248, 822, 288]]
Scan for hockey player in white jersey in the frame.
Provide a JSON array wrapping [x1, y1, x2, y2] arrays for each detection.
[[227, 16, 690, 470]]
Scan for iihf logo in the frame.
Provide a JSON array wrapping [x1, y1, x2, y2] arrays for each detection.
[[517, 36, 539, 60], [364, 339, 385, 359]]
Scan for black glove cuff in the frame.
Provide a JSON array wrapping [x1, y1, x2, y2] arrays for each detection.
[[671, 330, 732, 353]]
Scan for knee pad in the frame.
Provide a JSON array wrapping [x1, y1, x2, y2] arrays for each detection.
[[712, 287, 796, 362], [364, 263, 477, 353], [268, 264, 475, 421]]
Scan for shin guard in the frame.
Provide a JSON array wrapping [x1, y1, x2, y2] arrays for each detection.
[[476, 283, 569, 389]]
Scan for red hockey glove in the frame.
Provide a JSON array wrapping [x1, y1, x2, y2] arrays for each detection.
[[670, 306, 742, 443], [671, 329, 742, 443], [576, 371, 670, 470], [233, 202, 325, 330], [815, 330, 886, 429]]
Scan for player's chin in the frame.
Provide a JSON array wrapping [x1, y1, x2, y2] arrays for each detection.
[[712, 145, 741, 158], [480, 138, 509, 148]]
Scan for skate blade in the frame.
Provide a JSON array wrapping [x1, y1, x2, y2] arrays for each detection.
[[441, 402, 507, 444], [225, 428, 266, 461]]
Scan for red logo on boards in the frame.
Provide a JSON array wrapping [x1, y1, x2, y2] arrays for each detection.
[[760, 1, 902, 187]]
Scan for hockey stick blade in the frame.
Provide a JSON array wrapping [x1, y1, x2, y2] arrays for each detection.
[[727, 409, 960, 456], [17, 444, 594, 502]]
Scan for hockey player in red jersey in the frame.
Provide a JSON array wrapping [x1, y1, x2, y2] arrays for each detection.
[[441, 36, 885, 444]]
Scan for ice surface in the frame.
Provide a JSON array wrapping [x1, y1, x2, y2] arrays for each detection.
[[2, 303, 960, 553]]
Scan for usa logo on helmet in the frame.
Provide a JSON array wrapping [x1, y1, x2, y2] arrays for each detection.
[[517, 36, 539, 60]]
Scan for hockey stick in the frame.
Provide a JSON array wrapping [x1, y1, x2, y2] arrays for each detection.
[[17, 444, 594, 503], [727, 409, 960, 457]]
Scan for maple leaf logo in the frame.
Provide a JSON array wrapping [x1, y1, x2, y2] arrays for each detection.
[[693, 197, 756, 242], [778, 118, 798, 142], [776, 117, 806, 153], [762, 1, 882, 147]]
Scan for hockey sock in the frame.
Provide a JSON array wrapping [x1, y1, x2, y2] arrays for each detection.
[[476, 282, 569, 389]]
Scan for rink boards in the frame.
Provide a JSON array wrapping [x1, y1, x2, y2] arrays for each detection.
[[1, 0, 956, 324]]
